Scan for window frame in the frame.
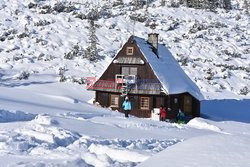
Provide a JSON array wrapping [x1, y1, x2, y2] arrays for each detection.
[[110, 94, 120, 108], [126, 47, 134, 56], [140, 97, 150, 110], [121, 66, 130, 76], [121, 66, 138, 76]]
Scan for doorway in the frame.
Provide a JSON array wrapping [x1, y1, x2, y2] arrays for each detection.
[[184, 95, 192, 116]]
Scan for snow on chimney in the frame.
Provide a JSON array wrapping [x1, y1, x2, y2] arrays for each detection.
[[148, 33, 159, 57]]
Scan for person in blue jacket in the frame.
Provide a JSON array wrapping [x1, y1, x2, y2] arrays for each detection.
[[122, 96, 131, 118], [177, 109, 185, 123]]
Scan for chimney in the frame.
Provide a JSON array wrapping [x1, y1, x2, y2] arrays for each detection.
[[148, 33, 159, 57]]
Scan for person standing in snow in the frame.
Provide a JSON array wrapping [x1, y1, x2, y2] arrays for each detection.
[[122, 96, 131, 118], [177, 109, 185, 123], [159, 105, 167, 121]]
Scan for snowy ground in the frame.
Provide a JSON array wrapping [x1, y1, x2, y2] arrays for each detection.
[[0, 80, 249, 166], [0, 0, 250, 166]]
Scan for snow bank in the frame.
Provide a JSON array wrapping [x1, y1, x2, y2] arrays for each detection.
[[187, 118, 222, 133], [0, 109, 36, 122], [33, 114, 59, 125], [16, 114, 80, 147], [7, 158, 90, 167], [0, 108, 182, 167], [88, 143, 149, 163], [69, 136, 181, 166]]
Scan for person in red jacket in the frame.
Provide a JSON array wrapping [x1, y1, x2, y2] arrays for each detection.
[[159, 105, 167, 121]]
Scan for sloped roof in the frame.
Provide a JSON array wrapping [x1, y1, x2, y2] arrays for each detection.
[[134, 36, 204, 100]]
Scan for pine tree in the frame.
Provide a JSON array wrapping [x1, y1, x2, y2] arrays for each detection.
[[223, 0, 232, 10], [144, 6, 151, 27], [133, 0, 143, 9], [209, 0, 217, 12], [85, 19, 98, 61], [185, 0, 191, 7], [87, 8, 99, 20], [160, 0, 166, 6]]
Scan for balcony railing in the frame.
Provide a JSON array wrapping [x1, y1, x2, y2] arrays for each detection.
[[87, 75, 162, 94]]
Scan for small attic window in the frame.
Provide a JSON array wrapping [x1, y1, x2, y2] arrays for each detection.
[[126, 47, 134, 56]]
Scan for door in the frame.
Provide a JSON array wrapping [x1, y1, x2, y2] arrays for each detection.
[[169, 95, 179, 119], [154, 97, 165, 108], [184, 95, 192, 116]]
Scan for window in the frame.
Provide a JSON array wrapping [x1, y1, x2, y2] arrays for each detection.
[[140, 97, 150, 110], [110, 94, 119, 108], [121, 67, 137, 76], [121, 67, 130, 76], [126, 47, 134, 55], [130, 67, 137, 75]]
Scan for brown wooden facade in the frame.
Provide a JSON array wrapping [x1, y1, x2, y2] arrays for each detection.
[[88, 36, 200, 119], [95, 91, 200, 119]]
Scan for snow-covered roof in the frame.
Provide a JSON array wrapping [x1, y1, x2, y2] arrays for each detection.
[[134, 36, 204, 100]]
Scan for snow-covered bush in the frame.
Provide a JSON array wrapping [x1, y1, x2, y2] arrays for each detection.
[[113, 0, 124, 7], [0, 29, 17, 41], [38, 2, 76, 14], [74, 13, 86, 20], [178, 56, 189, 66], [223, 49, 241, 58], [64, 44, 83, 60], [168, 21, 180, 31], [28, 2, 37, 9], [39, 5, 52, 14], [53, 2, 76, 13], [0, 35, 5, 42], [99, 6, 113, 19], [37, 53, 55, 61], [239, 86, 250, 95], [17, 71, 30, 80], [72, 77, 86, 85], [205, 68, 215, 80], [189, 21, 209, 34], [59, 75, 67, 82], [58, 67, 67, 82], [36, 38, 48, 46], [34, 19, 51, 26], [86, 8, 100, 20], [170, 0, 180, 8], [130, 13, 148, 23], [13, 55, 24, 61], [17, 32, 29, 39]]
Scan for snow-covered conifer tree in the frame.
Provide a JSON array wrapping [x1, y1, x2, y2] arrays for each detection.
[[85, 19, 98, 61]]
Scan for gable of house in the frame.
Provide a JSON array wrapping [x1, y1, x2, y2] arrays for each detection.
[[88, 36, 163, 95]]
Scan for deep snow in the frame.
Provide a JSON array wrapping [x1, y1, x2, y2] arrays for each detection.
[[0, 81, 249, 166], [0, 0, 249, 166]]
